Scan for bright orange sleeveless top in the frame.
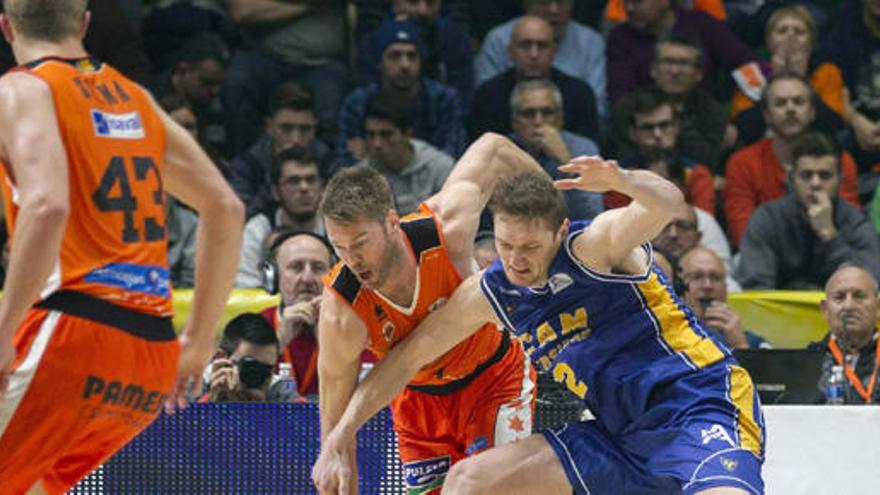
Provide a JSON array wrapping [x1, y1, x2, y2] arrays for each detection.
[[0, 57, 171, 316], [324, 205, 503, 388]]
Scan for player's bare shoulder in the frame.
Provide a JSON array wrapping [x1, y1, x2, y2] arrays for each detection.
[[0, 71, 59, 164], [318, 285, 369, 350], [0, 70, 52, 122], [428, 181, 483, 273], [0, 69, 52, 106]]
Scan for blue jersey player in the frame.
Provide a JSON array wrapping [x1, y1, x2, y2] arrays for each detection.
[[313, 158, 765, 495]]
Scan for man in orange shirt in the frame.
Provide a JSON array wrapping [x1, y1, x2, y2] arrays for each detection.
[[0, 1, 243, 493], [315, 134, 540, 494], [724, 73, 860, 247]]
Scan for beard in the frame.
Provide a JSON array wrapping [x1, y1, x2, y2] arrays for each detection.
[[371, 234, 406, 289]]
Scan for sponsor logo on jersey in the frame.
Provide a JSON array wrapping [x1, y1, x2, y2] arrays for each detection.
[[83, 375, 167, 414], [548, 273, 573, 294], [85, 263, 170, 297], [382, 321, 395, 343], [719, 457, 739, 472], [404, 456, 450, 493], [91, 109, 145, 139], [700, 424, 735, 447]]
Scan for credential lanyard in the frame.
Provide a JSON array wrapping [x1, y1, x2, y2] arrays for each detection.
[[829, 335, 880, 404]]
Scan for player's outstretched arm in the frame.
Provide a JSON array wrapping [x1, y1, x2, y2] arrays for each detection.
[[0, 74, 70, 395], [152, 96, 245, 410], [556, 157, 684, 273], [314, 287, 369, 494], [427, 133, 547, 274], [313, 273, 494, 493]]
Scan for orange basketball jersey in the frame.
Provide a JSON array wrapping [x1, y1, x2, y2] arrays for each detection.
[[324, 205, 504, 388], [0, 57, 171, 316]]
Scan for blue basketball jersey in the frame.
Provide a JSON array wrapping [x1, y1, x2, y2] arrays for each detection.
[[480, 221, 764, 493], [480, 220, 756, 438]]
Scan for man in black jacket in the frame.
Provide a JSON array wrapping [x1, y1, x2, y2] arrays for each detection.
[[737, 131, 880, 289], [809, 263, 880, 404], [469, 15, 598, 142]]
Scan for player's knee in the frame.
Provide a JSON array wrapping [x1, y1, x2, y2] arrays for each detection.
[[442, 458, 488, 495]]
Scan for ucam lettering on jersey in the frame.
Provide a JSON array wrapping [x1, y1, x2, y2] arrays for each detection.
[[91, 109, 144, 139]]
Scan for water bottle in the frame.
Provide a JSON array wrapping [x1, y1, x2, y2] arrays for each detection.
[[825, 364, 845, 405], [277, 362, 298, 395]]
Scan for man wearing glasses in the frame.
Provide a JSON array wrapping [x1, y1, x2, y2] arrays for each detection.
[[680, 247, 769, 349], [609, 35, 731, 176], [508, 79, 603, 220], [652, 203, 737, 292], [229, 82, 331, 217], [236, 147, 326, 288], [607, 87, 719, 217]]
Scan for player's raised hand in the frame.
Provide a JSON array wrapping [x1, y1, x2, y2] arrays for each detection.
[[555, 156, 625, 193], [312, 431, 356, 495]]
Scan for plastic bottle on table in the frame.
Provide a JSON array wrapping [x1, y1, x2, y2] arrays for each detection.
[[277, 362, 298, 395], [825, 364, 845, 405]]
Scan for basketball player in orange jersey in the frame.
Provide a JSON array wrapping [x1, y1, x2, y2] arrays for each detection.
[[314, 134, 544, 495], [0, 1, 244, 493]]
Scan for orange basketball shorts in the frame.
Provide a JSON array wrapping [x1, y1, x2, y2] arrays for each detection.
[[390, 337, 536, 495], [0, 291, 179, 495]]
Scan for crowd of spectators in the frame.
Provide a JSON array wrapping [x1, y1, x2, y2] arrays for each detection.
[[15, 0, 879, 403]]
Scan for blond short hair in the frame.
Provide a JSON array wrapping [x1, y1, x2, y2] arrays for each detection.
[[5, 0, 87, 42], [765, 4, 817, 49], [319, 165, 395, 224]]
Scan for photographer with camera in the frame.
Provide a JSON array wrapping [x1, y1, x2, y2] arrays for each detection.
[[201, 313, 297, 403]]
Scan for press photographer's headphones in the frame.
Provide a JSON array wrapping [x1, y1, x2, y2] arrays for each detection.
[[260, 229, 336, 295]]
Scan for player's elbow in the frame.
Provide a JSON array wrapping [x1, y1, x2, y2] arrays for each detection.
[[213, 193, 245, 226], [444, 457, 489, 495], [24, 192, 69, 225], [660, 186, 686, 218]]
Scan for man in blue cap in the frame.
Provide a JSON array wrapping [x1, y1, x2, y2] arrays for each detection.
[[336, 19, 466, 167], [355, 0, 476, 104]]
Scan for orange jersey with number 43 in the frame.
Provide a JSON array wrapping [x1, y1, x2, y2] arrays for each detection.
[[0, 57, 171, 316]]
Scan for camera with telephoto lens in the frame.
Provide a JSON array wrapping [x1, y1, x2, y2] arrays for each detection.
[[236, 357, 274, 389]]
